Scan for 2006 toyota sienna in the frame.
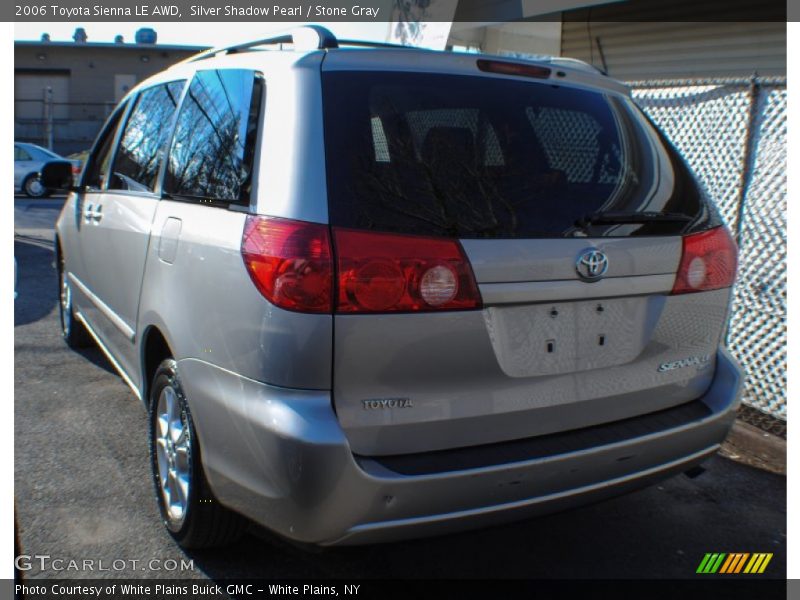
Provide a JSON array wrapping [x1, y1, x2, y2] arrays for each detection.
[[45, 25, 742, 548]]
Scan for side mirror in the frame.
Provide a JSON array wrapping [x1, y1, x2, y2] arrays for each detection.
[[40, 161, 75, 192]]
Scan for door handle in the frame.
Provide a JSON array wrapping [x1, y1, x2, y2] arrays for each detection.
[[84, 204, 103, 223]]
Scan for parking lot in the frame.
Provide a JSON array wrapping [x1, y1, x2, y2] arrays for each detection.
[[14, 198, 786, 581]]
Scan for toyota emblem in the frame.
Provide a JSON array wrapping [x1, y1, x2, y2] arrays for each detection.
[[576, 249, 609, 282]]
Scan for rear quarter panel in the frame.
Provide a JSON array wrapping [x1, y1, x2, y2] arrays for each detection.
[[137, 201, 333, 395]]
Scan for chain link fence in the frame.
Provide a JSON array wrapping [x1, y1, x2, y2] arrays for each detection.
[[632, 77, 787, 433]]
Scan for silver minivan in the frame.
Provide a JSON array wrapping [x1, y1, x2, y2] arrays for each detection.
[[46, 26, 742, 548]]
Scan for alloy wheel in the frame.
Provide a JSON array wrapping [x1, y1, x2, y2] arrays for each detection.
[[154, 385, 192, 530]]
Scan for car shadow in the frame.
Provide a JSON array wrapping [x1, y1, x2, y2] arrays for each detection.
[[178, 454, 786, 582], [14, 237, 117, 378], [178, 491, 663, 580], [73, 345, 119, 377], [14, 238, 58, 327], [180, 496, 653, 581]]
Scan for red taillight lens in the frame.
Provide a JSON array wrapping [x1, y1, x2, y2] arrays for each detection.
[[672, 226, 738, 295], [241, 216, 333, 313], [333, 229, 482, 313]]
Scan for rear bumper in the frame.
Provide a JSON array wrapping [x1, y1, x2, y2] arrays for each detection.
[[178, 348, 742, 546]]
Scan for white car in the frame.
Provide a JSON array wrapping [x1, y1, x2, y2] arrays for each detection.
[[14, 142, 79, 198]]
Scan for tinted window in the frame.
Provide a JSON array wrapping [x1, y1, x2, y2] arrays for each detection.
[[164, 69, 262, 205], [31, 145, 61, 160], [323, 72, 714, 238], [83, 104, 127, 190], [14, 146, 31, 161], [109, 81, 185, 193]]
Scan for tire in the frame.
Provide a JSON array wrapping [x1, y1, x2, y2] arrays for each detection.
[[149, 359, 245, 548], [58, 259, 92, 348], [22, 174, 51, 198]]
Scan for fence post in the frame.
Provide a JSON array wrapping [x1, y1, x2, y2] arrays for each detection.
[[733, 75, 763, 245], [42, 86, 54, 151]]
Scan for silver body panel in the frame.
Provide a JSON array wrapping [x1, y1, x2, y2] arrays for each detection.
[[139, 200, 333, 391], [77, 192, 159, 379], [179, 348, 740, 545], [54, 43, 743, 545], [333, 290, 728, 456], [459, 236, 681, 283]]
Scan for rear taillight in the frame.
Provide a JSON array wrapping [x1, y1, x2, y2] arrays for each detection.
[[242, 218, 482, 314], [333, 229, 482, 313], [241, 216, 333, 313], [671, 226, 738, 295]]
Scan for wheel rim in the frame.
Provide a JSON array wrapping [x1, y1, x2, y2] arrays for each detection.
[[60, 270, 71, 333], [155, 385, 191, 529], [26, 177, 45, 197]]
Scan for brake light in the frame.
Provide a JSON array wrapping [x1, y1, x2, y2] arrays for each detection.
[[477, 59, 551, 79], [241, 216, 332, 313], [334, 229, 482, 313], [671, 226, 738, 295]]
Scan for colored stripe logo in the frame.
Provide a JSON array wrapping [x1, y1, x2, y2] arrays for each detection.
[[697, 553, 773, 574]]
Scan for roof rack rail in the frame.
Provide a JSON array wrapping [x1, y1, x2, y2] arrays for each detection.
[[187, 25, 339, 62], [336, 39, 413, 50], [546, 56, 607, 76]]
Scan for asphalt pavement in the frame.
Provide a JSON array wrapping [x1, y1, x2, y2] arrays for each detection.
[[14, 198, 787, 582]]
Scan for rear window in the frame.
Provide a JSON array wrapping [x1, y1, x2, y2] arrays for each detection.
[[322, 71, 717, 238]]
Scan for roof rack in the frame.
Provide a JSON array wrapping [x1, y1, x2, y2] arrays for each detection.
[[183, 26, 421, 64], [545, 56, 607, 76], [336, 39, 413, 50], [188, 25, 339, 62]]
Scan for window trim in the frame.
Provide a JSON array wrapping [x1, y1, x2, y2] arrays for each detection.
[[240, 72, 265, 208], [152, 80, 190, 198], [80, 99, 134, 194]]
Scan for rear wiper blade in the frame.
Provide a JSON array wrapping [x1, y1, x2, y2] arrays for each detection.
[[575, 211, 693, 229]]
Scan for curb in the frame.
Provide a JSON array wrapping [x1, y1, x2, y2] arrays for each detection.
[[719, 419, 786, 475]]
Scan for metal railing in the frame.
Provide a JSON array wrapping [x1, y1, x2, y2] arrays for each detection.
[[14, 99, 115, 155]]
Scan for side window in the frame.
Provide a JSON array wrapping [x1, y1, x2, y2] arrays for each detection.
[[83, 103, 128, 191], [109, 81, 185, 193], [15, 146, 32, 161], [164, 69, 263, 205]]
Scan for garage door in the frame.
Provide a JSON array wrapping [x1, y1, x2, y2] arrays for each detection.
[[15, 71, 70, 120]]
